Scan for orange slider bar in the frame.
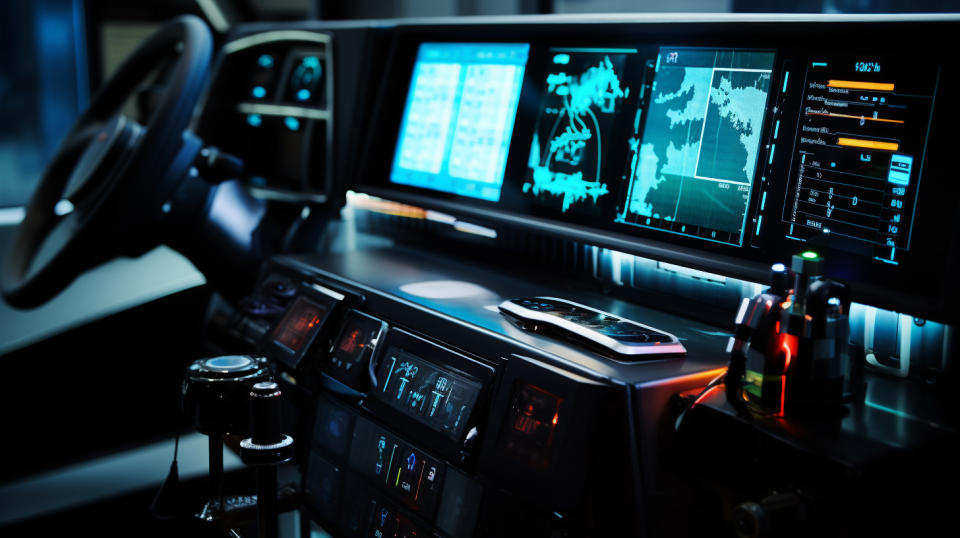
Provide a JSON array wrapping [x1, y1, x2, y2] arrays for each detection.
[[827, 80, 895, 91], [807, 111, 904, 124], [837, 137, 899, 151]]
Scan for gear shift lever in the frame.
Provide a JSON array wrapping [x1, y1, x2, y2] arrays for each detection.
[[240, 381, 294, 538], [182, 355, 270, 513]]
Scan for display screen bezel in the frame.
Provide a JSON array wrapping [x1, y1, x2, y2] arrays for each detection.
[[365, 328, 495, 460], [263, 283, 343, 370], [354, 21, 957, 322], [388, 42, 531, 202]]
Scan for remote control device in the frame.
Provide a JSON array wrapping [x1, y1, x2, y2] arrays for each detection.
[[499, 297, 686, 358]]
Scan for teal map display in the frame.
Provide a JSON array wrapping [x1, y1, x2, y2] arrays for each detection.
[[618, 48, 775, 245]]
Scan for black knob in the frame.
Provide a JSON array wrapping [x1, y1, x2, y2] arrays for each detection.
[[250, 381, 283, 446], [182, 355, 270, 435], [769, 263, 792, 295]]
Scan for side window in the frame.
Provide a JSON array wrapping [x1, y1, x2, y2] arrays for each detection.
[[0, 0, 86, 209]]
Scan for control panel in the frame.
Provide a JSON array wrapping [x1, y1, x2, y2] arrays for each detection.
[[196, 31, 334, 201], [204, 249, 725, 537]]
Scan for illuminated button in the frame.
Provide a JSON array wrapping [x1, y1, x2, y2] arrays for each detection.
[[888, 154, 913, 186], [284, 117, 300, 131], [792, 251, 823, 276], [257, 54, 274, 68], [246, 114, 262, 127], [251, 85, 267, 99], [296, 88, 311, 101]]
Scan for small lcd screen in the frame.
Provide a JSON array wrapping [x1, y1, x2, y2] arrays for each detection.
[[324, 312, 383, 387], [390, 42, 530, 202], [373, 346, 482, 441], [313, 396, 354, 458], [271, 296, 328, 353], [498, 382, 563, 472], [616, 47, 776, 246]]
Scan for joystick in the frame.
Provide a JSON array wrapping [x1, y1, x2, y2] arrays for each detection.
[[240, 381, 294, 538]]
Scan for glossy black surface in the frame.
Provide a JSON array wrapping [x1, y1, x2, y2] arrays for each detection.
[[277, 244, 731, 386]]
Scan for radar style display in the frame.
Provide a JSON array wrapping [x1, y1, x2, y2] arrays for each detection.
[[783, 55, 939, 265], [617, 48, 776, 245], [524, 48, 636, 213], [390, 43, 530, 202]]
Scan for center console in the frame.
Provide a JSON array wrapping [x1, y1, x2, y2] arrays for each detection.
[[208, 244, 729, 537]]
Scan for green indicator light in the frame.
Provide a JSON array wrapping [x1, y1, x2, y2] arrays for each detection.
[[801, 250, 819, 259]]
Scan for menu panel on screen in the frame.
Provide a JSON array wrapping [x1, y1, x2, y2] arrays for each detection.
[[390, 43, 530, 202], [781, 54, 939, 265]]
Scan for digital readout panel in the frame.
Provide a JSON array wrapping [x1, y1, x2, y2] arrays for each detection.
[[617, 47, 776, 246], [271, 296, 329, 353], [323, 312, 384, 388], [783, 54, 939, 265], [373, 346, 482, 441], [390, 43, 530, 202]]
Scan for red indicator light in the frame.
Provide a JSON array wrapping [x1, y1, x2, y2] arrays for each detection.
[[552, 412, 559, 426]]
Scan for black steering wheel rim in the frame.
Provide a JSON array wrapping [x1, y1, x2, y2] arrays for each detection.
[[2, 15, 212, 309]]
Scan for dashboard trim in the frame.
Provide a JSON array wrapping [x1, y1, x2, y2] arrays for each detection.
[[222, 30, 332, 54], [236, 102, 331, 120]]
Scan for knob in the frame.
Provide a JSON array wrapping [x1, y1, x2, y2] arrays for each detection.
[[769, 263, 792, 295], [240, 382, 294, 466], [182, 355, 270, 435], [250, 381, 283, 446]]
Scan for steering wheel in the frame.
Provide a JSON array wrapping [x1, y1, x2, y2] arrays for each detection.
[[1, 15, 213, 308]]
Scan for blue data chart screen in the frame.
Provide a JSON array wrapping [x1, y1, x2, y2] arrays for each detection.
[[617, 48, 776, 246], [390, 43, 530, 202]]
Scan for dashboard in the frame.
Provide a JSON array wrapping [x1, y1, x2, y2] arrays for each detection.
[[345, 18, 958, 322], [180, 15, 960, 538]]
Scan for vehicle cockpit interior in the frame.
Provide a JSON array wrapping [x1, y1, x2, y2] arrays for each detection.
[[1, 1, 958, 537]]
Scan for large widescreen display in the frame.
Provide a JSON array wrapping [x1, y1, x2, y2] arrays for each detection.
[[366, 25, 951, 319], [390, 42, 530, 202], [615, 47, 776, 246]]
